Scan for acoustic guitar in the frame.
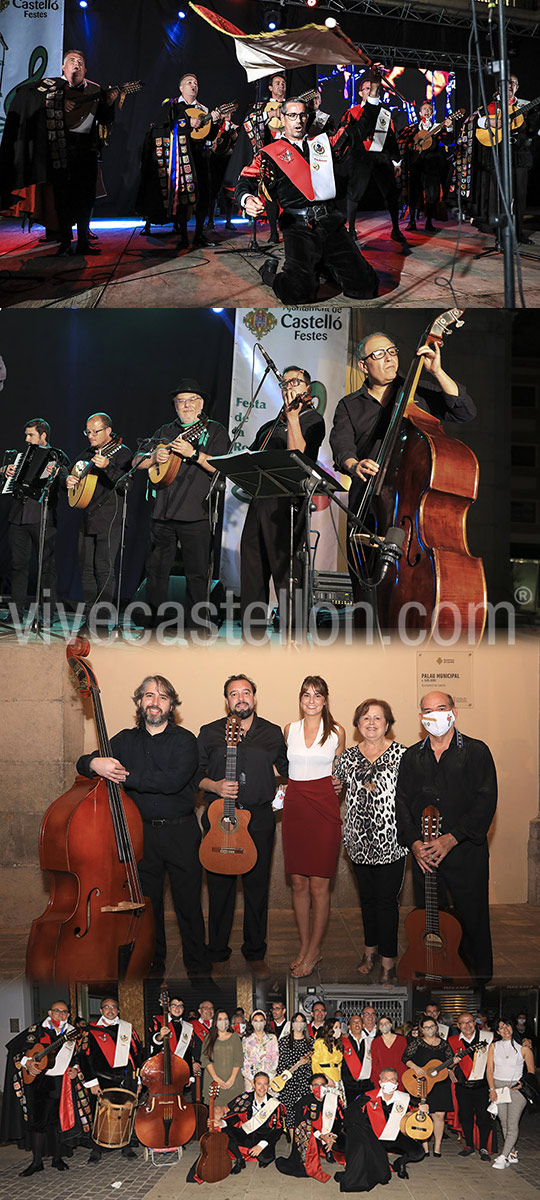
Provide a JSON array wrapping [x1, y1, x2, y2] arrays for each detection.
[[64, 80, 144, 130], [475, 94, 540, 146], [397, 806, 470, 984], [147, 418, 207, 487], [68, 437, 124, 508], [22, 1028, 78, 1084], [402, 1041, 488, 1099], [193, 1071, 209, 1140], [411, 109, 465, 155], [199, 714, 257, 876], [195, 1082, 232, 1183], [186, 102, 237, 141]]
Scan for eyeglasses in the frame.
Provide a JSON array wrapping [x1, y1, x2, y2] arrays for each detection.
[[361, 346, 398, 362], [281, 378, 305, 390], [175, 397, 201, 406], [284, 111, 308, 120], [84, 426, 107, 437], [51, 1008, 69, 1015]]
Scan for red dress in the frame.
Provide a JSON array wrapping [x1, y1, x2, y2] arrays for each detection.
[[370, 1034, 408, 1087]]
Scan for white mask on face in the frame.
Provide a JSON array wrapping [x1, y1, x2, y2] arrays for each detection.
[[421, 709, 456, 738], [381, 1080, 398, 1095], [252, 1020, 265, 1031], [379, 1023, 392, 1035], [217, 1019, 229, 1031], [293, 1020, 306, 1031]]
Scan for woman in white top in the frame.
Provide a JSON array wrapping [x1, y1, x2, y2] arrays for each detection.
[[282, 675, 345, 979], [486, 1018, 535, 1169]]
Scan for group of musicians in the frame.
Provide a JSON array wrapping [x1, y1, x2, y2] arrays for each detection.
[[1, 333, 474, 634], [3, 995, 534, 1182], [0, 50, 537, 299]]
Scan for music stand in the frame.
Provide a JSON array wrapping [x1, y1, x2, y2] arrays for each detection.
[[208, 448, 345, 637]]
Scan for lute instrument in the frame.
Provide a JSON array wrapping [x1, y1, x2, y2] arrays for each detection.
[[398, 806, 471, 985], [68, 436, 124, 508], [25, 637, 155, 984], [349, 309, 486, 642], [64, 79, 144, 130], [199, 714, 258, 875], [135, 984, 196, 1150], [22, 1028, 79, 1084], [147, 418, 208, 487], [399, 1078, 434, 1140], [270, 1055, 310, 1094], [186, 101, 237, 140], [195, 1082, 232, 1183]]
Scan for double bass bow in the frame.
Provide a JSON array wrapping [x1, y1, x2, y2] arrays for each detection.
[[350, 309, 486, 642], [25, 637, 155, 983], [135, 984, 196, 1151]]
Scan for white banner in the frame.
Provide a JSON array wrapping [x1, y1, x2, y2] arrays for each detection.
[[220, 306, 351, 594], [0, 0, 65, 136]]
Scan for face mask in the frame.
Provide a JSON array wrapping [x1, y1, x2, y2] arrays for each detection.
[[252, 1020, 265, 1031], [333, 1028, 341, 1040], [421, 709, 456, 738], [381, 1081, 398, 1095], [517, 1020, 525, 1028], [379, 1024, 392, 1035], [217, 1019, 229, 1031], [312, 1085, 323, 1099], [293, 1021, 306, 1031]]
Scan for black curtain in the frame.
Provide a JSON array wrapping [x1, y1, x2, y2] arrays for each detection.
[[0, 308, 235, 606]]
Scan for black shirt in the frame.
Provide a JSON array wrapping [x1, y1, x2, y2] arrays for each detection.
[[77, 723, 199, 822], [8, 447, 70, 527], [148, 417, 229, 523], [330, 375, 476, 510], [395, 729, 497, 848], [71, 443, 133, 536], [197, 713, 288, 830], [251, 406, 325, 462]]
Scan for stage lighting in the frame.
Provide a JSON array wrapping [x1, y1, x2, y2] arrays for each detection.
[[211, 308, 224, 313], [264, 5, 280, 29], [79, 0, 89, 8], [306, 0, 319, 8], [177, 9, 186, 17], [325, 16, 337, 26]]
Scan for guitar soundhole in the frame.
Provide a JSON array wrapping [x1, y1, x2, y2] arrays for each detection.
[[219, 815, 238, 834], [424, 933, 443, 949]]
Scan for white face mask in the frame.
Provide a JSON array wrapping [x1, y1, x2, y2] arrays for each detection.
[[421, 709, 456, 738], [293, 1021, 306, 1031], [217, 1019, 229, 1031], [381, 1081, 398, 1095], [379, 1024, 392, 1035], [252, 1020, 265, 1031]]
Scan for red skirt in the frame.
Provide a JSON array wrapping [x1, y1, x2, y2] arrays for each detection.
[[282, 777, 342, 878]]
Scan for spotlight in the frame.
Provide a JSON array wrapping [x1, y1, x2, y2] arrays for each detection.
[[211, 308, 224, 313], [264, 5, 280, 29], [306, 0, 319, 8], [177, 9, 186, 17], [79, 0, 89, 8], [325, 16, 337, 27], [268, 20, 276, 29]]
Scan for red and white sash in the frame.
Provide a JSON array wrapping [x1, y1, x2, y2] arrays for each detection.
[[262, 134, 336, 201], [366, 1089, 410, 1140], [95, 1018, 133, 1069], [342, 1036, 364, 1080], [242, 1095, 281, 1134], [449, 1033, 492, 1081]]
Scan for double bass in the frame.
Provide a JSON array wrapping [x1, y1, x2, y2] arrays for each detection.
[[25, 637, 155, 983], [135, 985, 196, 1151], [350, 309, 486, 642]]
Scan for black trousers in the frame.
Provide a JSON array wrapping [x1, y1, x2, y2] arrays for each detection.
[[145, 517, 210, 626], [138, 814, 210, 972], [411, 840, 493, 982], [9, 521, 57, 611], [226, 1126, 277, 1165], [204, 817, 275, 961], [272, 211, 378, 304], [347, 153, 401, 230], [52, 135, 98, 248], [79, 527, 122, 616], [240, 497, 306, 623], [352, 858, 406, 958], [455, 1083, 492, 1150], [407, 153, 443, 221], [383, 1133, 425, 1165]]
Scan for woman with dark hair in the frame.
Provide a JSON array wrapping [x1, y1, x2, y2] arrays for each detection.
[[403, 1017, 454, 1156], [201, 1012, 244, 1107], [242, 1011, 278, 1092], [275, 1013, 313, 1130], [333, 698, 408, 985], [312, 1018, 345, 1101], [282, 676, 346, 978], [371, 1015, 408, 1087], [487, 1018, 535, 1170]]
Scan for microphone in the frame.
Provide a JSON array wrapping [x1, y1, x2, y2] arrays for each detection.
[[373, 527, 405, 585], [256, 343, 283, 383]]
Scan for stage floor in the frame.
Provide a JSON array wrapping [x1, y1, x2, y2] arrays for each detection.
[[1, 212, 539, 309]]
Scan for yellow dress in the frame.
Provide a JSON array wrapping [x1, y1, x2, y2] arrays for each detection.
[[311, 1039, 343, 1083]]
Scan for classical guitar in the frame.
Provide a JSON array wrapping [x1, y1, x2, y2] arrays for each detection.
[[475, 94, 540, 146], [195, 1082, 232, 1183], [22, 1028, 78, 1084], [68, 437, 124, 509], [193, 1071, 209, 1139], [199, 714, 258, 876], [399, 1077, 434, 1140], [411, 109, 465, 154], [402, 1041, 488, 1099], [147, 418, 208, 487], [186, 102, 237, 140], [397, 806, 471, 984]]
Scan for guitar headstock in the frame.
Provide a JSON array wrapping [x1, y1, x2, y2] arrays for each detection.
[[225, 714, 243, 747], [422, 804, 441, 844], [66, 637, 99, 696], [424, 308, 465, 347]]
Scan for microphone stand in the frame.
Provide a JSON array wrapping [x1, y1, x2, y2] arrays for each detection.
[[29, 471, 58, 638]]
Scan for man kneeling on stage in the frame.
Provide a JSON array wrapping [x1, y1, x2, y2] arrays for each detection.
[[276, 1073, 345, 1181], [336, 1069, 426, 1190], [235, 75, 385, 304], [220, 1072, 286, 1171]]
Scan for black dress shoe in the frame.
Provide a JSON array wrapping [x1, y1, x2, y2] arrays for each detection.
[[231, 1158, 245, 1174], [459, 1147, 475, 1157], [52, 1158, 69, 1170], [397, 1163, 409, 1179], [76, 243, 102, 255], [122, 1146, 137, 1159], [258, 257, 278, 287], [177, 238, 189, 251], [19, 1163, 44, 1177], [405, 222, 417, 232], [424, 221, 436, 233], [192, 234, 215, 248], [55, 242, 73, 256], [390, 229, 409, 245], [88, 1148, 102, 1163]]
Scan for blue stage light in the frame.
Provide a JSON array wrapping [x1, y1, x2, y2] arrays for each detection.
[[268, 20, 276, 29], [211, 308, 224, 313], [79, 0, 89, 8], [177, 8, 186, 16]]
